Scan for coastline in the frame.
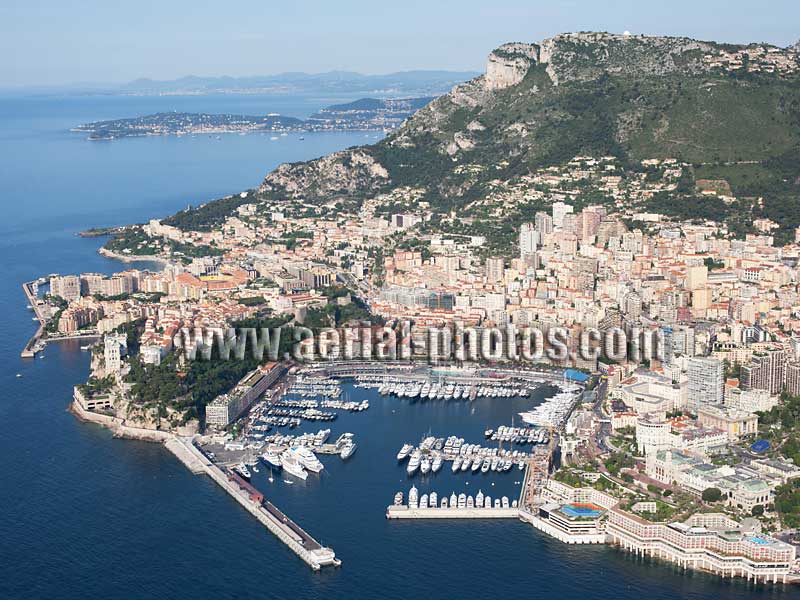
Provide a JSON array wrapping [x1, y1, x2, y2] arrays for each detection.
[[69, 399, 172, 443], [98, 246, 172, 266]]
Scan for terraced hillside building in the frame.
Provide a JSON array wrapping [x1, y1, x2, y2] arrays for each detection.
[[606, 511, 795, 583]]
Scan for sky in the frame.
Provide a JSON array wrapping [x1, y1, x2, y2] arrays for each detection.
[[2, 0, 799, 88]]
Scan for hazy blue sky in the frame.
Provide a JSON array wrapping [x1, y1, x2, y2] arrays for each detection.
[[2, 0, 798, 87]]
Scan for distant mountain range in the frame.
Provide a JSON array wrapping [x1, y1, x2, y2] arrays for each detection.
[[0, 70, 479, 97], [118, 71, 477, 95]]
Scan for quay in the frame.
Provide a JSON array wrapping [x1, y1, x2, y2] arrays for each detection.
[[173, 437, 340, 571], [386, 506, 519, 519], [20, 281, 46, 358]]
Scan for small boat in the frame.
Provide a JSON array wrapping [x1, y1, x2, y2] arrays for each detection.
[[471, 458, 482, 473], [451, 457, 462, 473], [283, 479, 294, 484]]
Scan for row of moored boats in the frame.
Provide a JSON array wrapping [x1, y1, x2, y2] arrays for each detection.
[[394, 486, 518, 510]]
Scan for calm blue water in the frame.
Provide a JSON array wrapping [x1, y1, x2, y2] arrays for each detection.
[[0, 94, 790, 599]]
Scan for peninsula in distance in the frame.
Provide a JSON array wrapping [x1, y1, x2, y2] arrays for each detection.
[[73, 97, 434, 140]]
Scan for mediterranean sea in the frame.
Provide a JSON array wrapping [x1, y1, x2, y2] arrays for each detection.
[[0, 93, 786, 599]]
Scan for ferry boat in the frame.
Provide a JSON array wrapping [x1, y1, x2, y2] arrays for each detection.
[[291, 446, 324, 473], [396, 443, 413, 461], [280, 450, 308, 480]]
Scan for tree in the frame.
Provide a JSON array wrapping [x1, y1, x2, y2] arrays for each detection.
[[702, 487, 723, 503], [751, 504, 764, 516]]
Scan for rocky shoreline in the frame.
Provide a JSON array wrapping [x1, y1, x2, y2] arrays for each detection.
[[98, 246, 171, 266]]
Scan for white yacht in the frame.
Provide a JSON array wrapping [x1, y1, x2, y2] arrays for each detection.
[[420, 456, 431, 475], [340, 440, 357, 459], [451, 456, 462, 473], [457, 493, 467, 508], [397, 444, 413, 461], [280, 450, 308, 480], [233, 463, 251, 480], [408, 485, 419, 508], [461, 457, 471, 472], [291, 446, 324, 473], [260, 449, 282, 468], [407, 450, 421, 475], [431, 455, 443, 473], [481, 458, 491, 473], [471, 458, 481, 473], [429, 492, 438, 507]]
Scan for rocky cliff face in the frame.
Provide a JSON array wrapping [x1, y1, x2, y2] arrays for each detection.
[[484, 43, 540, 90], [259, 148, 388, 200]]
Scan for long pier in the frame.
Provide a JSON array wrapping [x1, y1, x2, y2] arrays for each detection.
[[172, 437, 339, 571]]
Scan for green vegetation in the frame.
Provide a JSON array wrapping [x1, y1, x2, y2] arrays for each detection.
[[162, 195, 255, 232], [775, 479, 800, 529], [77, 375, 116, 398], [237, 296, 266, 306], [604, 451, 635, 476], [702, 487, 723, 503]]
